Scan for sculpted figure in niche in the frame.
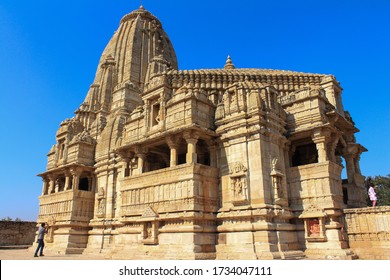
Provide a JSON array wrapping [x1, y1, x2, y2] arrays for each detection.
[[155, 108, 161, 123], [144, 222, 153, 239], [147, 226, 152, 239], [97, 187, 106, 216], [231, 177, 248, 201], [98, 198, 106, 216], [308, 218, 320, 237]]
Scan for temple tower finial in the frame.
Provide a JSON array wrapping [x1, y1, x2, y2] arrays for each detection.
[[224, 55, 235, 69]]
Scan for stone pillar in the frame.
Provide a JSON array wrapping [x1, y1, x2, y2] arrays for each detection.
[[64, 170, 72, 190], [42, 177, 49, 195], [170, 146, 178, 167], [354, 154, 362, 175], [134, 146, 147, 174], [327, 136, 339, 164], [48, 174, 57, 194], [344, 145, 367, 207], [137, 153, 146, 174], [120, 156, 131, 178], [312, 129, 330, 163], [344, 154, 355, 183], [186, 139, 197, 163], [184, 132, 199, 164], [88, 176, 93, 191], [118, 150, 133, 177], [209, 144, 217, 167], [70, 167, 82, 191], [166, 136, 179, 167], [105, 168, 116, 219]]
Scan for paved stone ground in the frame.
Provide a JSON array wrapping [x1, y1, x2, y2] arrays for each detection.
[[0, 248, 309, 260], [0, 248, 106, 260]]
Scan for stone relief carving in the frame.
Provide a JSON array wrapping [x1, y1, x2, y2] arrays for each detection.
[[99, 116, 107, 132], [70, 129, 96, 145], [45, 216, 56, 243], [142, 206, 158, 218], [229, 162, 248, 205], [308, 218, 320, 237], [97, 187, 106, 218], [270, 157, 286, 203], [142, 221, 158, 245], [229, 162, 247, 175], [231, 176, 248, 202], [146, 224, 152, 239]]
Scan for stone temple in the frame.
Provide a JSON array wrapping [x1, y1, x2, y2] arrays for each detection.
[[36, 6, 370, 259]]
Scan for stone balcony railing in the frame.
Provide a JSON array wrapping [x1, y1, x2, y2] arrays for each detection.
[[120, 163, 219, 218], [287, 161, 344, 213], [38, 189, 95, 223]]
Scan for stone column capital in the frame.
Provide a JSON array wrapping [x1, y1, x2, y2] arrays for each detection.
[[183, 130, 200, 142], [205, 138, 218, 148], [70, 167, 82, 177], [117, 150, 133, 162], [134, 145, 148, 156], [166, 134, 180, 148], [312, 128, 332, 142], [41, 176, 49, 182], [47, 173, 58, 181]]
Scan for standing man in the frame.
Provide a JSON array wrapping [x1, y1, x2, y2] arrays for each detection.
[[34, 223, 47, 257]]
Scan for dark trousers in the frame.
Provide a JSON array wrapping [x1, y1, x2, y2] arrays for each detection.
[[34, 239, 44, 256]]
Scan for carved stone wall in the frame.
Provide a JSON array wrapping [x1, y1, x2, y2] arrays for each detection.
[[344, 207, 390, 260], [287, 161, 344, 212]]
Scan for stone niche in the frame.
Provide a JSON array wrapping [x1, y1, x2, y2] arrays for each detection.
[[140, 206, 159, 245], [228, 162, 248, 206], [299, 205, 327, 242]]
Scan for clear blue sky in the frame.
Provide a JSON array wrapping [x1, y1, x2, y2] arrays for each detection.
[[0, 0, 389, 221]]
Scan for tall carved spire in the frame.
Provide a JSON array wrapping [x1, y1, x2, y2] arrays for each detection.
[[81, 6, 178, 112]]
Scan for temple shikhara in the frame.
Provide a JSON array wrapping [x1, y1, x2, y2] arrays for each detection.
[[36, 6, 385, 260]]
